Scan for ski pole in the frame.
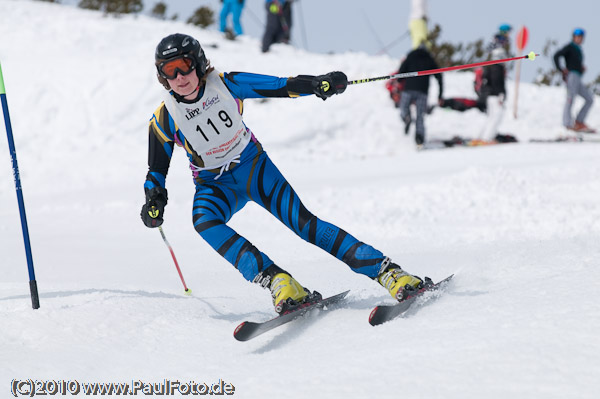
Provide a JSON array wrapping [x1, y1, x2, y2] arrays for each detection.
[[158, 225, 191, 296], [1, 61, 40, 310], [348, 51, 539, 85], [296, 0, 309, 50], [376, 30, 410, 55], [362, 11, 387, 55], [244, 5, 265, 29]]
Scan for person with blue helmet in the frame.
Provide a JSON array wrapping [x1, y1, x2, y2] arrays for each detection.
[[142, 33, 426, 314], [487, 23, 512, 53], [553, 28, 595, 132], [498, 24, 512, 35], [219, 0, 245, 38]]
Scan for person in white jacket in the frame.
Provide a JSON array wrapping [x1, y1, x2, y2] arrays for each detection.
[[409, 0, 428, 49]]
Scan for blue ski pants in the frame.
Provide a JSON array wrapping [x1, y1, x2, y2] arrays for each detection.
[[220, 0, 244, 36], [191, 140, 386, 282]]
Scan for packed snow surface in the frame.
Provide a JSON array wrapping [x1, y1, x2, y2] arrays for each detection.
[[1, 1, 599, 398]]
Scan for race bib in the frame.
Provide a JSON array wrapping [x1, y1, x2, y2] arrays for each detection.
[[163, 70, 250, 168]]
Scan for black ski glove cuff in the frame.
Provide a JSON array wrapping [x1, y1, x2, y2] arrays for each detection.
[[286, 75, 316, 96]]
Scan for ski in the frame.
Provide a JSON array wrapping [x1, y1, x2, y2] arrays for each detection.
[[369, 275, 453, 326], [233, 290, 350, 341], [530, 135, 600, 143], [417, 136, 466, 150], [418, 135, 517, 151], [418, 140, 455, 151], [530, 136, 580, 143]]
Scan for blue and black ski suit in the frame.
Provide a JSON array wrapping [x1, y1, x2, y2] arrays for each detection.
[[144, 70, 386, 282]]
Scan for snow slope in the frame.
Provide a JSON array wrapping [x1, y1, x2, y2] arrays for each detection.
[[1, 1, 599, 398]]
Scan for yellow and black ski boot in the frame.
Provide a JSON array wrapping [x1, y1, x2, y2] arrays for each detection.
[[254, 265, 310, 313], [376, 258, 424, 302]]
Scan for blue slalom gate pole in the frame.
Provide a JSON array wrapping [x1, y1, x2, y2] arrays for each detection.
[[0, 61, 40, 309]]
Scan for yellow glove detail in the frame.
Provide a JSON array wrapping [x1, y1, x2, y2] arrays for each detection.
[[149, 206, 160, 218]]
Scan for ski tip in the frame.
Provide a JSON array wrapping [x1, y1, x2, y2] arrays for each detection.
[[323, 290, 351, 309], [339, 290, 351, 299], [233, 322, 248, 341], [368, 307, 380, 326], [431, 274, 454, 288]]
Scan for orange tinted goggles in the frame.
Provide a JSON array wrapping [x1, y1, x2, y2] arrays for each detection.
[[158, 56, 195, 80]]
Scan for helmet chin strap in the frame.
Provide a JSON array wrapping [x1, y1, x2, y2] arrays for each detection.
[[173, 83, 201, 103], [171, 70, 205, 103], [184, 84, 201, 98]]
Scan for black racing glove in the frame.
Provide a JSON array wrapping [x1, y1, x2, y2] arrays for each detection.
[[141, 186, 168, 228], [312, 71, 348, 100]]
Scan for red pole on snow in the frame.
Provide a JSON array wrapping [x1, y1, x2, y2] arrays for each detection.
[[513, 26, 530, 119], [158, 226, 191, 296]]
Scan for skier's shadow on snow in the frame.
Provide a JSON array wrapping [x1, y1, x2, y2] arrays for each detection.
[[0, 288, 187, 302], [245, 298, 368, 353], [0, 288, 228, 314], [0, 289, 287, 325], [249, 309, 326, 354]]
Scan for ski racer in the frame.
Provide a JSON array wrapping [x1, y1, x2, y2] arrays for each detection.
[[141, 33, 424, 313]]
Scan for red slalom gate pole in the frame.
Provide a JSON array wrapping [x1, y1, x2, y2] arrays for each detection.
[[349, 51, 539, 85], [158, 226, 191, 296], [513, 26, 530, 119]]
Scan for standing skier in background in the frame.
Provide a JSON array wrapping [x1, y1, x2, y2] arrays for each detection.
[[489, 24, 512, 52], [141, 33, 424, 313], [553, 28, 595, 133], [478, 36, 510, 142], [397, 42, 443, 146], [219, 0, 245, 39]]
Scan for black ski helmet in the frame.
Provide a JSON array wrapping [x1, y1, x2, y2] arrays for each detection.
[[155, 33, 208, 90]]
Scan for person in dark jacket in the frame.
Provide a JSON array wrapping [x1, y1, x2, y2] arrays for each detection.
[[261, 0, 293, 53], [479, 46, 508, 141], [553, 28, 595, 132], [397, 44, 443, 145]]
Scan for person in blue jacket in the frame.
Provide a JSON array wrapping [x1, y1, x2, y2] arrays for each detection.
[[553, 28, 595, 132], [142, 33, 425, 313], [219, 0, 245, 37]]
